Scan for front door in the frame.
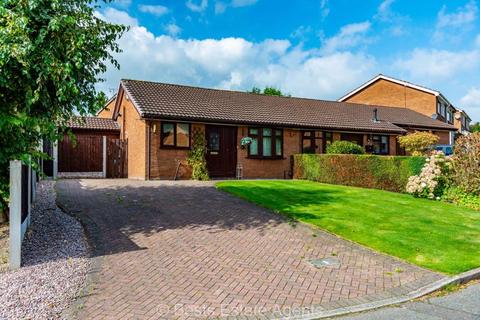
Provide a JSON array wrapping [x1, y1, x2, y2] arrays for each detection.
[[205, 125, 237, 177]]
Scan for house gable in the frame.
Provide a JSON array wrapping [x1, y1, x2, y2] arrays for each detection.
[[340, 77, 438, 118]]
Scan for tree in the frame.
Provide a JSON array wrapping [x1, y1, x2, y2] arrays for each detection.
[[450, 132, 480, 195], [0, 0, 126, 218], [248, 86, 287, 96], [470, 122, 480, 132], [397, 131, 439, 156]]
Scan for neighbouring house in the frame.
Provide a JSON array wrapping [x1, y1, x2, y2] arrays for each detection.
[[338, 74, 472, 143], [91, 79, 456, 180]]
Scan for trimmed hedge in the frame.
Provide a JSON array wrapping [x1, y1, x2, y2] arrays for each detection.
[[293, 154, 425, 193]]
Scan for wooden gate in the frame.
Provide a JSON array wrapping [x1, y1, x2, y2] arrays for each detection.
[[107, 138, 128, 178], [59, 134, 103, 172]]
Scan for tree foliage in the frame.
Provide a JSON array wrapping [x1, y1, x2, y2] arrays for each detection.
[[397, 131, 439, 156], [326, 141, 365, 154], [470, 122, 480, 133], [0, 0, 126, 214], [248, 86, 287, 96]]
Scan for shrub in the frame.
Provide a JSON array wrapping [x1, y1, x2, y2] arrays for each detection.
[[443, 186, 480, 210], [398, 131, 439, 156], [326, 141, 365, 154], [187, 129, 209, 181], [406, 151, 450, 199], [294, 154, 425, 192], [450, 132, 480, 195]]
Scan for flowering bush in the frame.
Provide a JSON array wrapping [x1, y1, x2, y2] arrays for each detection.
[[398, 131, 439, 156], [406, 151, 451, 199], [450, 132, 480, 195]]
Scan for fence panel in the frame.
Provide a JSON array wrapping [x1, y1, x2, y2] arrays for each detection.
[[58, 134, 103, 172]]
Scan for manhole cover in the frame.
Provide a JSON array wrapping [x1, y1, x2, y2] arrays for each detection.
[[309, 257, 341, 268]]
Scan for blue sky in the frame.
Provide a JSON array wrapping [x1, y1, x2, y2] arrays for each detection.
[[96, 0, 480, 120]]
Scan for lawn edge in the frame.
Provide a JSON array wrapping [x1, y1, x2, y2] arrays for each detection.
[[282, 266, 480, 320], [215, 181, 476, 275]]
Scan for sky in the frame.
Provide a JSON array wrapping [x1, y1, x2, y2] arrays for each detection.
[[95, 0, 480, 121]]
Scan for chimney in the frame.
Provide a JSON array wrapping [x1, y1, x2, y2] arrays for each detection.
[[372, 108, 379, 123]]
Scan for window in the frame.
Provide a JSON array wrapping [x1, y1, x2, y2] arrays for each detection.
[[161, 122, 191, 148], [248, 127, 282, 158], [302, 131, 325, 153], [447, 109, 453, 123], [371, 135, 389, 155]]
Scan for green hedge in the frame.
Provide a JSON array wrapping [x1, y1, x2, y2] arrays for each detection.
[[293, 154, 425, 193]]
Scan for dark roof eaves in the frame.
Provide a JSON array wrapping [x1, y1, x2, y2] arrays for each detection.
[[141, 113, 406, 134]]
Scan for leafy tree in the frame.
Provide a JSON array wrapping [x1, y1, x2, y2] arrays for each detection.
[[398, 131, 439, 156], [470, 122, 480, 132], [326, 141, 365, 154], [0, 0, 126, 219], [248, 86, 287, 96]]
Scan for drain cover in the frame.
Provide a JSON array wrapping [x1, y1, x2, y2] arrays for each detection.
[[309, 257, 341, 268]]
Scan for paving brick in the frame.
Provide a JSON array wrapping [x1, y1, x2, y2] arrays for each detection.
[[56, 179, 442, 319]]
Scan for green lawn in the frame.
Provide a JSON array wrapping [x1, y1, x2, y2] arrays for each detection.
[[216, 180, 480, 274]]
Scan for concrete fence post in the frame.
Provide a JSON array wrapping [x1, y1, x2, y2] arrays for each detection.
[[102, 136, 107, 178], [27, 158, 32, 227], [9, 160, 22, 270], [53, 141, 58, 179]]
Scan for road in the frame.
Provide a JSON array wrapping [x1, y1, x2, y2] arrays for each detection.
[[338, 282, 480, 320]]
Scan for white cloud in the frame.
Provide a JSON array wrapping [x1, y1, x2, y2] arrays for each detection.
[[231, 0, 257, 7], [375, 0, 395, 21], [320, 0, 330, 19], [215, 1, 227, 14], [437, 0, 478, 28], [96, 9, 377, 101], [394, 48, 480, 79], [138, 4, 169, 17], [186, 0, 208, 13], [460, 88, 480, 108], [460, 88, 480, 119], [113, 0, 131, 8], [165, 23, 181, 37], [96, 7, 138, 26], [321, 21, 371, 54], [214, 0, 258, 14]]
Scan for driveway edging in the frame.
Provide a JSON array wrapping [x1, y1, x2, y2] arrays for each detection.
[[283, 267, 480, 320], [55, 188, 105, 320]]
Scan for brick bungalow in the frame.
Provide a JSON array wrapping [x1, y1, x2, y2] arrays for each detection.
[[94, 79, 457, 180]]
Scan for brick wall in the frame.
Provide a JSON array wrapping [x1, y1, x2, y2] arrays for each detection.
[[97, 98, 116, 119], [148, 121, 203, 179], [236, 127, 300, 179], [345, 79, 437, 117], [119, 95, 146, 179]]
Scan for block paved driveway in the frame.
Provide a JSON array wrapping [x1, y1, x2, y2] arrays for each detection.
[[56, 179, 442, 319]]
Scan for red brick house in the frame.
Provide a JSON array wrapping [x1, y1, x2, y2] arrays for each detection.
[[94, 79, 456, 180], [338, 74, 472, 142]]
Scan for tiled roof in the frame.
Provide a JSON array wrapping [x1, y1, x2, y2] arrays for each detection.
[[68, 116, 120, 131], [121, 79, 457, 133]]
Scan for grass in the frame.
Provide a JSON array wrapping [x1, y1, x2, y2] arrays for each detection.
[[216, 180, 480, 274]]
